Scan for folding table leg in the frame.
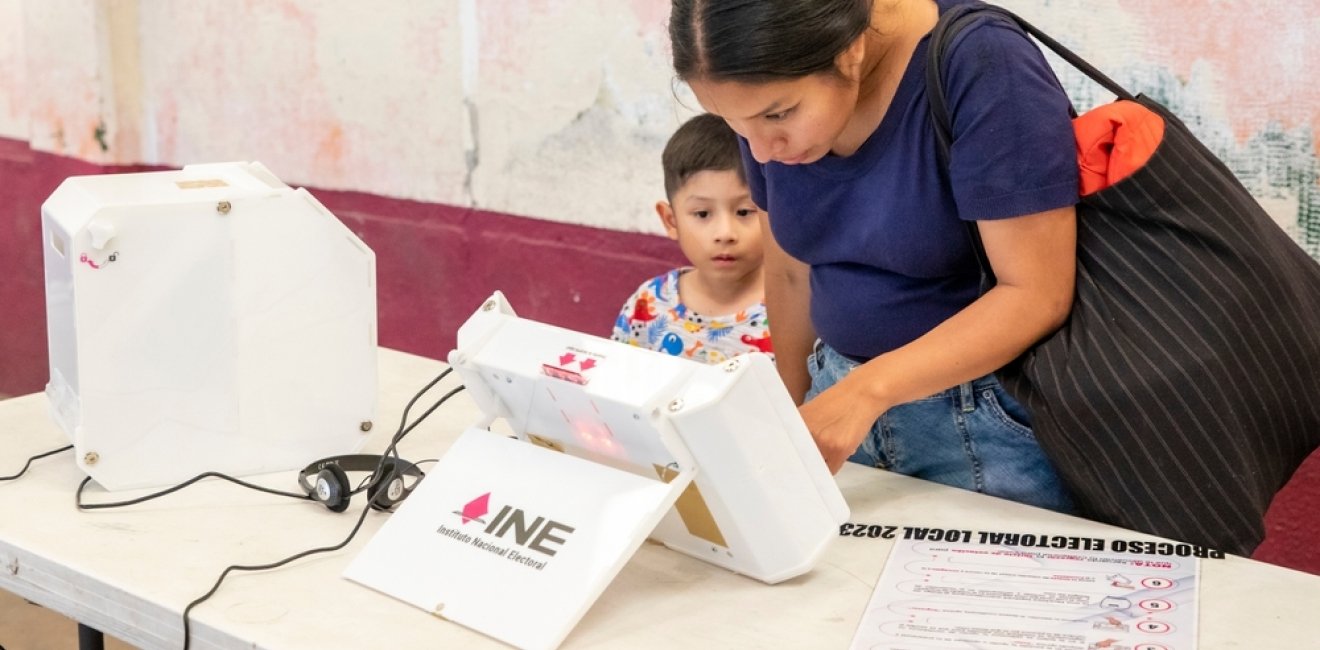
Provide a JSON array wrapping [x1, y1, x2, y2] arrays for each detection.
[[77, 623, 105, 650]]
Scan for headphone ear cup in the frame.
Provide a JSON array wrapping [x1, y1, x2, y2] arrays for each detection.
[[313, 465, 352, 513], [367, 461, 403, 512]]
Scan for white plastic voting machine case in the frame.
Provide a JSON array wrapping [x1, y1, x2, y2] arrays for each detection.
[[41, 161, 377, 490], [344, 292, 849, 650]]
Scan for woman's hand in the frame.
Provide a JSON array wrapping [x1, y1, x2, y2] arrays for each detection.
[[799, 373, 887, 474]]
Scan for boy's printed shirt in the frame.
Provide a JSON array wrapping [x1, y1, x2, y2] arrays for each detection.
[[611, 268, 773, 364]]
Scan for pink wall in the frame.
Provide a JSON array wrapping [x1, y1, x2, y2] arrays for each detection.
[[1, 136, 1316, 576]]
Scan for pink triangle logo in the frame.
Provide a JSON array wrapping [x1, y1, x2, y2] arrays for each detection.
[[456, 492, 490, 525]]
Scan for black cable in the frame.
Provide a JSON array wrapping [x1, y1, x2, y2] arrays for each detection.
[[350, 385, 464, 507], [181, 487, 375, 647], [337, 374, 462, 500], [343, 383, 464, 502], [180, 368, 464, 649], [76, 473, 311, 509], [396, 385, 466, 443], [393, 367, 454, 442], [364, 367, 455, 468], [0, 444, 72, 481]]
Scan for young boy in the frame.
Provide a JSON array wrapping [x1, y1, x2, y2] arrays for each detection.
[[611, 113, 772, 364]]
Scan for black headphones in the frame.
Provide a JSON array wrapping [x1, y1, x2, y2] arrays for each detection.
[[298, 455, 424, 513]]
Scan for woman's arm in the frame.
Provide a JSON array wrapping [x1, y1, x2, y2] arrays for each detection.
[[801, 204, 1077, 472], [760, 211, 816, 405]]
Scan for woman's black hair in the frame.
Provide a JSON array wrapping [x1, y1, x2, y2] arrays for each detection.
[[670, 0, 873, 83]]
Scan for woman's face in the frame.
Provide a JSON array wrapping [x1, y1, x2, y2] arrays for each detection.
[[688, 73, 860, 166]]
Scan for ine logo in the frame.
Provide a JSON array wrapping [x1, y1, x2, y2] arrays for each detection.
[[453, 492, 577, 557], [455, 492, 490, 525]]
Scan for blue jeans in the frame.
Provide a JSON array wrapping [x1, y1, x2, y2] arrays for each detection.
[[805, 342, 1074, 514]]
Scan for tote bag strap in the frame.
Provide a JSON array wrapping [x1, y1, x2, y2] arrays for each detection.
[[926, 2, 1136, 159], [926, 3, 1135, 289]]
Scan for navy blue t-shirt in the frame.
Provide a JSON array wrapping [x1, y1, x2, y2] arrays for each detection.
[[741, 0, 1078, 361]]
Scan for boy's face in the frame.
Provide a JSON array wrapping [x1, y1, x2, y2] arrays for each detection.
[[657, 169, 764, 282]]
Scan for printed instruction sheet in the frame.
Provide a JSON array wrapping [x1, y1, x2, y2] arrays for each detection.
[[851, 537, 1198, 650]]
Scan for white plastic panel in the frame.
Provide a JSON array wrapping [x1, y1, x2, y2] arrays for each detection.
[[41, 161, 376, 490]]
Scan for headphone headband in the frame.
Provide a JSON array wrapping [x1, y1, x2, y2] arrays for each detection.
[[297, 454, 424, 506]]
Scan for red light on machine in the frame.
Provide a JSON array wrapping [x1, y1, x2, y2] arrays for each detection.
[[569, 415, 619, 455]]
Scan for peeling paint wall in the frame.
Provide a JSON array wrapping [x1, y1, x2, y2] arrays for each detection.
[[0, 0, 24, 140], [469, 0, 696, 232], [1000, 0, 1320, 257], [1, 0, 1314, 250], [18, 0, 109, 161], [131, 1, 471, 205], [0, 0, 694, 232]]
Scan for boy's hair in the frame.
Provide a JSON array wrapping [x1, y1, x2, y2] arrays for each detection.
[[662, 113, 746, 200]]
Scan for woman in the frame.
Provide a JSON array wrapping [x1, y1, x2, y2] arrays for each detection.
[[668, 0, 1078, 512]]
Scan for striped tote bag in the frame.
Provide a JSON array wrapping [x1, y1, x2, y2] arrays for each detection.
[[927, 3, 1320, 555]]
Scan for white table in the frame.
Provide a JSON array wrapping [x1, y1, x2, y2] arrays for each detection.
[[2, 348, 1317, 649]]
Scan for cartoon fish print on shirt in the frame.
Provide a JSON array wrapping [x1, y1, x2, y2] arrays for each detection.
[[659, 332, 685, 356]]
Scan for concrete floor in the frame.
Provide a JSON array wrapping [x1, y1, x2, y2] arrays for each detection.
[[0, 589, 134, 650]]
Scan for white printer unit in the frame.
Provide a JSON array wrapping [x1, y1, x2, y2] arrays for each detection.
[[42, 162, 377, 490]]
